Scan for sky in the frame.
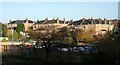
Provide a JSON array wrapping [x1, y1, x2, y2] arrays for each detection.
[[119, 1, 120, 19], [0, 1, 118, 23], [0, 0, 119, 2]]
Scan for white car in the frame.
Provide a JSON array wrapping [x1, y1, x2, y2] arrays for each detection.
[[73, 47, 85, 53], [34, 45, 42, 48], [58, 48, 69, 52]]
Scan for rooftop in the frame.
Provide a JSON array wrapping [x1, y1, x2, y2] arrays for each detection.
[[35, 18, 69, 24]]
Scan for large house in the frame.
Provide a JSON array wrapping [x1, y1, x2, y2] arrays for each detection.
[[7, 18, 34, 32], [7, 18, 115, 36], [68, 18, 114, 35], [31, 18, 70, 32]]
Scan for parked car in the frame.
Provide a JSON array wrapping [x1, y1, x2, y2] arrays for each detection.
[[72, 45, 97, 54], [34, 45, 43, 48], [60, 48, 69, 52], [73, 46, 85, 53], [84, 45, 98, 53], [33, 45, 46, 49], [49, 47, 60, 51]]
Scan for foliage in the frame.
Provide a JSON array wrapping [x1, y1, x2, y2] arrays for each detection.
[[59, 27, 77, 45], [13, 31, 19, 40], [2, 37, 7, 42], [16, 23, 25, 35], [6, 31, 11, 39], [28, 29, 37, 41], [0, 24, 7, 37], [6, 30, 19, 41], [76, 29, 95, 43], [64, 37, 73, 44], [94, 35, 120, 64]]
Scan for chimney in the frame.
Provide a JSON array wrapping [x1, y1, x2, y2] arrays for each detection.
[[70, 19, 73, 24], [26, 18, 28, 23], [43, 17, 48, 24], [98, 18, 101, 24], [91, 17, 93, 24], [104, 18, 106, 24], [9, 19, 12, 23], [37, 20, 39, 23], [70, 19, 73, 22], [81, 18, 85, 25], [82, 18, 85, 21], [57, 17, 59, 24], [45, 17, 48, 21], [63, 18, 65, 24]]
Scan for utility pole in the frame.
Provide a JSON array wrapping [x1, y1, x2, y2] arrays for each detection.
[[9, 19, 13, 45], [12, 29, 13, 45], [11, 24, 13, 45], [1, 30, 2, 37]]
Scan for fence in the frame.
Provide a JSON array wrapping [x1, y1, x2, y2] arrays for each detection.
[[1, 45, 93, 63]]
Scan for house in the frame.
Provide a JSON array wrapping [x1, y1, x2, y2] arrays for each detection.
[[68, 18, 114, 35], [31, 18, 69, 32], [7, 17, 115, 36], [7, 18, 34, 32]]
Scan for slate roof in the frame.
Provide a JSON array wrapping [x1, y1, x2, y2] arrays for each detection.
[[35, 19, 69, 24], [69, 19, 91, 25], [8, 20, 33, 24], [69, 19, 111, 26]]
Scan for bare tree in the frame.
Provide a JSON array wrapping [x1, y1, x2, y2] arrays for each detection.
[[28, 26, 58, 61]]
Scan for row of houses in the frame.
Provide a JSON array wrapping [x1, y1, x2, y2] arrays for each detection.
[[7, 18, 119, 36]]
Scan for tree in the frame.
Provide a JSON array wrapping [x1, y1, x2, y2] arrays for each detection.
[[28, 29, 39, 41], [94, 35, 120, 64], [13, 31, 19, 41], [64, 37, 73, 44], [16, 23, 25, 35], [28, 26, 57, 61], [76, 29, 95, 44], [6, 30, 19, 41], [59, 27, 77, 45], [6, 31, 11, 40], [2, 37, 7, 52], [0, 23, 7, 37], [2, 37, 7, 42]]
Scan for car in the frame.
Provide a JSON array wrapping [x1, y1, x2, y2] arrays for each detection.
[[60, 48, 69, 52], [34, 45, 43, 48], [27, 44, 33, 48], [72, 46, 85, 53], [72, 45, 97, 54], [57, 47, 73, 52], [33, 44, 46, 49], [83, 45, 98, 53], [49, 47, 59, 51]]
